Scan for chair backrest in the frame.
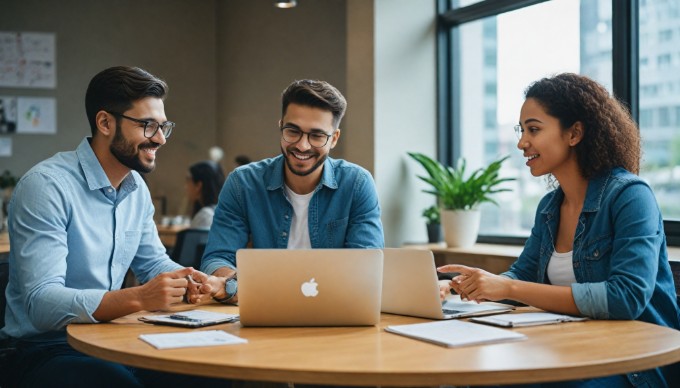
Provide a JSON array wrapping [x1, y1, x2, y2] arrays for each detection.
[[670, 261, 680, 306], [170, 229, 209, 269]]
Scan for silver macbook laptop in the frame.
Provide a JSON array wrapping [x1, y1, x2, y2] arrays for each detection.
[[381, 248, 513, 319], [236, 249, 383, 326]]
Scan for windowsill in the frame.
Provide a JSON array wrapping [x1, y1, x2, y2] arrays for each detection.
[[405, 242, 680, 269]]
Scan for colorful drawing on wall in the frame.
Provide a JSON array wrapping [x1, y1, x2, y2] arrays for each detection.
[[17, 97, 56, 134], [0, 31, 57, 89], [0, 96, 17, 134]]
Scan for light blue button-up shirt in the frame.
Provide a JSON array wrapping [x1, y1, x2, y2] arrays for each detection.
[[1, 138, 181, 340], [201, 155, 384, 275]]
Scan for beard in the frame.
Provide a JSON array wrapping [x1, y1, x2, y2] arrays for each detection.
[[110, 123, 160, 173], [281, 145, 327, 177]]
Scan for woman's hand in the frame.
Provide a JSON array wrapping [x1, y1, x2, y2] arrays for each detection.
[[437, 264, 512, 303]]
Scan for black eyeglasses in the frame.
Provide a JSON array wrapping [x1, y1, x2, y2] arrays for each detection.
[[108, 111, 175, 139], [281, 126, 334, 148]]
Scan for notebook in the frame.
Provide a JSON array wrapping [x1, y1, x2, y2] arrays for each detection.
[[470, 312, 588, 327], [385, 319, 527, 348], [138, 310, 239, 328], [236, 249, 383, 326], [381, 248, 514, 319]]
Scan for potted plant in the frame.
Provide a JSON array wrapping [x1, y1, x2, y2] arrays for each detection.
[[422, 205, 441, 243], [408, 153, 514, 247]]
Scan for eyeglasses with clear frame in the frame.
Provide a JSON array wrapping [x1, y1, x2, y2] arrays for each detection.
[[107, 111, 175, 139], [514, 124, 523, 140], [281, 125, 334, 148]]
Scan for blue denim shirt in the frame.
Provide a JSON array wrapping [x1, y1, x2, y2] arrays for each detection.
[[503, 168, 680, 387], [1, 138, 181, 340], [201, 155, 384, 274]]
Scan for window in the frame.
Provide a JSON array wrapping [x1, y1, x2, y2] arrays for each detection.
[[639, 0, 680, 222], [440, 0, 612, 237], [439, 0, 680, 244]]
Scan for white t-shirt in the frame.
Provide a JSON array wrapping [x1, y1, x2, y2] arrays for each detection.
[[190, 205, 216, 229], [284, 185, 313, 249], [546, 250, 576, 286]]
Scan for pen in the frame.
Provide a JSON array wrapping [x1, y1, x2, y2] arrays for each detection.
[[168, 314, 201, 322]]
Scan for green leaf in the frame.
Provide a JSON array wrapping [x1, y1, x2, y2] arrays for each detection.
[[408, 152, 515, 210]]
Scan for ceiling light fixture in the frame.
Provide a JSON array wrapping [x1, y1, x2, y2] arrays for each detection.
[[275, 0, 297, 9]]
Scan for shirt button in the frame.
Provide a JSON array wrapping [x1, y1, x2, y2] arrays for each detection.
[[594, 250, 599, 257], [285, 215, 289, 219], [108, 188, 113, 193], [281, 232, 287, 237]]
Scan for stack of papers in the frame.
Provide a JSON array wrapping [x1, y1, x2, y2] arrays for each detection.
[[138, 310, 239, 328], [470, 312, 588, 327], [385, 320, 526, 348], [139, 330, 247, 349]]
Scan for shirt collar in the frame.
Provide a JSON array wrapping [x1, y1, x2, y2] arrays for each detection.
[[75, 137, 138, 192], [266, 154, 339, 191], [539, 169, 614, 216]]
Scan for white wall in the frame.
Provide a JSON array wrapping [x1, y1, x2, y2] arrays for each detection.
[[373, 0, 438, 246]]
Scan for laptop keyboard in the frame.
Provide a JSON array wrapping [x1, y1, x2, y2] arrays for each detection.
[[442, 309, 465, 315]]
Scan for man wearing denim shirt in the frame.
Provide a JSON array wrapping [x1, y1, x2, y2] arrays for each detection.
[[1, 67, 220, 387], [201, 80, 384, 304]]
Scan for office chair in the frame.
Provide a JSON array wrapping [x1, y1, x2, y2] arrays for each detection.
[[171, 229, 210, 269]]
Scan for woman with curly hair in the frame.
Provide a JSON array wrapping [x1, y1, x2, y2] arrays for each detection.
[[439, 73, 679, 387]]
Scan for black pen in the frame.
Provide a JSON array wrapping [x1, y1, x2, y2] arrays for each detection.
[[168, 314, 201, 322]]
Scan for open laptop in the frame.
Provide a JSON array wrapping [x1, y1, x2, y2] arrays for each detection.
[[236, 249, 383, 326], [381, 248, 513, 319]]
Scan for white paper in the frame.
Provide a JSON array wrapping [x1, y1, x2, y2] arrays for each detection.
[[17, 97, 56, 134], [0, 137, 11, 156], [386, 319, 526, 348], [139, 330, 247, 350], [0, 32, 57, 88]]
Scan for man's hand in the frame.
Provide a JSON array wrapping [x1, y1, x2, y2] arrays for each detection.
[[184, 269, 217, 304], [138, 267, 195, 311]]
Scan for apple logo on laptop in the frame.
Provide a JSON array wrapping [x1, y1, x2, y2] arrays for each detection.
[[301, 278, 319, 297]]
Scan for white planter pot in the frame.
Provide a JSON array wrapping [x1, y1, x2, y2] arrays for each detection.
[[441, 209, 481, 248]]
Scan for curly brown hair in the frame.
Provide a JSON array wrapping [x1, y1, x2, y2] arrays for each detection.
[[524, 73, 640, 177]]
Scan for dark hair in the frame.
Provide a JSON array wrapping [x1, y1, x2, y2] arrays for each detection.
[[85, 66, 168, 136], [525, 73, 641, 177], [188, 161, 225, 217], [234, 155, 251, 166], [281, 80, 347, 128]]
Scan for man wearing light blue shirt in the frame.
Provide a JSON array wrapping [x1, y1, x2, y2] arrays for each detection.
[[1, 66, 219, 387], [201, 80, 384, 304]]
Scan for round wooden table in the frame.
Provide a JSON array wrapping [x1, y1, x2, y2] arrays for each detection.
[[67, 304, 680, 386]]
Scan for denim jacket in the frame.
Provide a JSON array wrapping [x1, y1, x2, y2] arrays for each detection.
[[503, 167, 680, 387], [201, 155, 384, 274]]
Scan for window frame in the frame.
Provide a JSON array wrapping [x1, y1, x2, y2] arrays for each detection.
[[436, 0, 680, 246]]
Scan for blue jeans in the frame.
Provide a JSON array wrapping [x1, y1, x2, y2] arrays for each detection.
[[9, 338, 231, 388]]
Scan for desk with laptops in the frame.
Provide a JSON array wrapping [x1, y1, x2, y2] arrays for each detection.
[[67, 248, 680, 386]]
